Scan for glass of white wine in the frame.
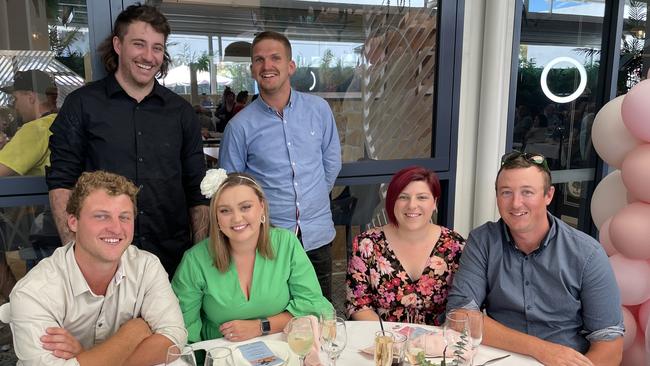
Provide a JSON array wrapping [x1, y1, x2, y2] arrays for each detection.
[[320, 317, 347, 366], [165, 344, 197, 366], [287, 316, 314, 366]]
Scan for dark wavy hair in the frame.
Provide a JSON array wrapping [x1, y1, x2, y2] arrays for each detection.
[[385, 166, 441, 227], [97, 3, 172, 78]]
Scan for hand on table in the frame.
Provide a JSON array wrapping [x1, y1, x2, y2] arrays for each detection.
[[220, 319, 261, 342], [535, 343, 594, 366], [41, 327, 84, 359]]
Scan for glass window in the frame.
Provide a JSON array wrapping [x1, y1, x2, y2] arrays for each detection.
[[618, 0, 649, 94], [157, 1, 440, 163], [161, 34, 211, 99], [514, 1, 606, 229]]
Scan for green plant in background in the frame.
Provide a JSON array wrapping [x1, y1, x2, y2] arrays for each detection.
[[173, 44, 212, 102], [46, 0, 85, 77]]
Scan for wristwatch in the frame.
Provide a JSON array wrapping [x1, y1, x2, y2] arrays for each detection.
[[260, 317, 271, 336]]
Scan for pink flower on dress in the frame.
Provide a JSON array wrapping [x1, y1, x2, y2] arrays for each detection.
[[370, 268, 380, 288], [417, 275, 435, 296], [349, 255, 367, 273], [359, 238, 374, 258], [377, 256, 394, 275], [401, 293, 418, 307], [429, 256, 448, 276]]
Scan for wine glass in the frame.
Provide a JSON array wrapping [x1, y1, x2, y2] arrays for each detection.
[[374, 331, 394, 366], [444, 311, 471, 366], [320, 316, 347, 366], [466, 311, 484, 350], [204, 347, 234, 366], [287, 316, 314, 366], [166, 344, 197, 366]]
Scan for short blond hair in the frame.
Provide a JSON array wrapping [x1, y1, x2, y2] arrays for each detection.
[[66, 171, 139, 217], [209, 173, 273, 272]]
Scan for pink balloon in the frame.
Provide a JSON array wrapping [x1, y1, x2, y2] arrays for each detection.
[[610, 254, 650, 305], [593, 95, 642, 168], [623, 307, 638, 350], [639, 300, 650, 336], [622, 144, 650, 203], [622, 79, 650, 142], [591, 170, 628, 228], [598, 218, 619, 256], [622, 331, 647, 366], [610, 202, 650, 259]]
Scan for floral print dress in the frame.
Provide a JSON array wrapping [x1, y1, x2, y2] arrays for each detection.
[[345, 226, 465, 326]]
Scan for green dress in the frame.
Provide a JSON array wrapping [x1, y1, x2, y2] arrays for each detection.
[[172, 227, 333, 342]]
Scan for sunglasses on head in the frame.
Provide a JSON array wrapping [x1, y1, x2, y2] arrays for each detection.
[[500, 151, 549, 170]]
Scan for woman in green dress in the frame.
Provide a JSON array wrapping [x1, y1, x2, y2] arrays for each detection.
[[172, 170, 332, 343]]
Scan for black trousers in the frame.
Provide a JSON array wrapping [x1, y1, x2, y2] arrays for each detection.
[[297, 229, 333, 302]]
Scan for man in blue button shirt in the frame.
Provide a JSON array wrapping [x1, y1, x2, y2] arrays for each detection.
[[447, 151, 623, 366], [219, 31, 341, 300]]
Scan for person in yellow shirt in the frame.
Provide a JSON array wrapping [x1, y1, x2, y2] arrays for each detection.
[[0, 69, 58, 176]]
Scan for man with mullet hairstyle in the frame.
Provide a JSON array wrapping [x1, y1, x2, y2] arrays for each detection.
[[47, 4, 208, 276], [10, 171, 186, 366]]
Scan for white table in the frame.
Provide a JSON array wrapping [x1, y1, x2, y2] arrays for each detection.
[[186, 321, 541, 365]]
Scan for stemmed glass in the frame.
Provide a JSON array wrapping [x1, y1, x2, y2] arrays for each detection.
[[166, 344, 197, 366], [320, 316, 347, 366], [444, 311, 471, 366], [287, 316, 314, 366], [204, 347, 234, 366], [466, 311, 484, 350]]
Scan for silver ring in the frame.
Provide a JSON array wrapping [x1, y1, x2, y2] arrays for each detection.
[[229, 333, 233, 338]]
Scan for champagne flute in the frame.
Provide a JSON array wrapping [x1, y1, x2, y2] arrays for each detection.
[[444, 311, 471, 366], [287, 316, 314, 366], [204, 347, 234, 366], [166, 344, 197, 366], [320, 317, 347, 366], [319, 307, 337, 347]]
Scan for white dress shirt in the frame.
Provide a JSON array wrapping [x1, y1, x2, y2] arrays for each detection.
[[9, 242, 187, 365]]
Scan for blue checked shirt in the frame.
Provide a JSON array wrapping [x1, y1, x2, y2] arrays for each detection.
[[219, 89, 341, 251], [447, 213, 624, 353]]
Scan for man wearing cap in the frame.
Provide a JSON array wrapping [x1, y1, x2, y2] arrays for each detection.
[[0, 69, 57, 177], [446, 152, 624, 366]]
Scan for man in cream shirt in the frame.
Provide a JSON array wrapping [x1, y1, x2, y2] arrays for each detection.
[[9, 171, 186, 365]]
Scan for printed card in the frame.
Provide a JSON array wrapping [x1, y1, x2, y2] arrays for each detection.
[[237, 341, 285, 366]]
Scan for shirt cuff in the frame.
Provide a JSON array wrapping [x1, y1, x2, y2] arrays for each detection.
[[585, 326, 625, 342]]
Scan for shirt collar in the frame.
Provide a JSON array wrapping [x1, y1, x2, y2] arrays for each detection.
[[105, 73, 166, 103], [501, 212, 556, 254], [256, 88, 296, 113], [67, 241, 127, 297]]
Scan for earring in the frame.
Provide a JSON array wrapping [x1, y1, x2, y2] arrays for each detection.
[[261, 214, 266, 224]]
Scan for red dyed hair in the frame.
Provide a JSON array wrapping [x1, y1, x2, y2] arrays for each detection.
[[385, 166, 441, 227]]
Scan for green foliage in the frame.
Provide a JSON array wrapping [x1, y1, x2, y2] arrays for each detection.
[[414, 330, 470, 366]]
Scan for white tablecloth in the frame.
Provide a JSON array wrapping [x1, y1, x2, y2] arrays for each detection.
[[183, 321, 541, 365]]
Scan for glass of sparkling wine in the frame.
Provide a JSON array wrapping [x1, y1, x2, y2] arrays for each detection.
[[319, 307, 337, 347], [374, 331, 394, 366], [287, 316, 314, 366]]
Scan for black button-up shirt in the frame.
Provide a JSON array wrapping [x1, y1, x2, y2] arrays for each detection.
[[47, 74, 207, 275]]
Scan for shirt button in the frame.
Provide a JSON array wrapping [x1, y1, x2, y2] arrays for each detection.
[[287, 142, 291, 146], [292, 162, 296, 166], [98, 323, 103, 328], [524, 257, 529, 261], [138, 157, 143, 162], [137, 131, 142, 136], [296, 202, 300, 206], [525, 281, 530, 286], [141, 236, 146, 241], [283, 120, 287, 124], [526, 305, 532, 310], [139, 185, 144, 189], [294, 182, 298, 186], [139, 210, 144, 215]]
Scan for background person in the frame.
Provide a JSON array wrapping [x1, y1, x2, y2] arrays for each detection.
[[10, 171, 186, 365], [46, 4, 208, 276], [447, 152, 623, 366], [172, 170, 332, 343], [346, 166, 465, 325]]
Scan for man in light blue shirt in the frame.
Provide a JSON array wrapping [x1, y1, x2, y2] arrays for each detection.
[[447, 152, 623, 366], [219, 31, 341, 300]]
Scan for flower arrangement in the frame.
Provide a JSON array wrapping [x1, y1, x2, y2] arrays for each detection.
[[415, 329, 470, 366]]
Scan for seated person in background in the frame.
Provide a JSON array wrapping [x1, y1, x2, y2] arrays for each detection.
[[346, 166, 465, 325], [446, 151, 623, 366], [232, 90, 249, 116], [10, 171, 187, 366], [172, 170, 333, 343]]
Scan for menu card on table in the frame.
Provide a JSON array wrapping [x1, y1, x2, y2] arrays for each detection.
[[238, 341, 285, 366]]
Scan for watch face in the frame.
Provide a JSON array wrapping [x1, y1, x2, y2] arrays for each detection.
[[262, 319, 271, 332]]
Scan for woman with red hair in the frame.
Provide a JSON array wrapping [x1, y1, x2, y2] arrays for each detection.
[[345, 166, 465, 325]]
